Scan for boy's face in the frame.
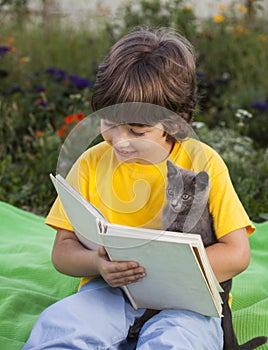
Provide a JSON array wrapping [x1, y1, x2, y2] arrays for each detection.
[[100, 119, 173, 164]]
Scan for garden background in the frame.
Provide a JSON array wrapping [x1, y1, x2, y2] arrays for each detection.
[[1, 0, 268, 222]]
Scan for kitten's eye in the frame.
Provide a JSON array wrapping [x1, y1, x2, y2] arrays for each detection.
[[182, 194, 189, 200], [167, 189, 174, 196]]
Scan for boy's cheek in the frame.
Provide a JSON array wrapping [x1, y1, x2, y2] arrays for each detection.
[[101, 130, 111, 144]]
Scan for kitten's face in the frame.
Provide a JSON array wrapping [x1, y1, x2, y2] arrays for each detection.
[[166, 160, 209, 213]]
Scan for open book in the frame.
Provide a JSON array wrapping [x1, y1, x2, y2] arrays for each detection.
[[50, 173, 223, 317]]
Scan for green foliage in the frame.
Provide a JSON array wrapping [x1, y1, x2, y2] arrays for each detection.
[[0, 0, 267, 221], [0, 22, 109, 215], [195, 124, 268, 222], [118, 0, 197, 39]]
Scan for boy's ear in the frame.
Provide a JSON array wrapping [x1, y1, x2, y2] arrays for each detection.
[[167, 120, 190, 139]]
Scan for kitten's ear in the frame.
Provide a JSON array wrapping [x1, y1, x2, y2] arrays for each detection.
[[167, 160, 178, 176], [194, 171, 210, 190]]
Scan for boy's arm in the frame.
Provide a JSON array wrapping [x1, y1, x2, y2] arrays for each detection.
[[51, 228, 145, 287], [206, 227, 250, 283]]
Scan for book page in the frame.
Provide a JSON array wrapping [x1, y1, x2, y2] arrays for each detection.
[[50, 174, 105, 249], [103, 227, 222, 317]]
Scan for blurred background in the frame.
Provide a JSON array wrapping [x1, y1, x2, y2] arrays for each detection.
[[0, 0, 267, 222]]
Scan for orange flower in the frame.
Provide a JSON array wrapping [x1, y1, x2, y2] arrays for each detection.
[[36, 131, 44, 137], [7, 37, 14, 43], [98, 5, 111, 15], [64, 113, 85, 124], [76, 112, 85, 121], [57, 125, 68, 138], [58, 113, 85, 138], [19, 56, 30, 63], [9, 46, 17, 53]]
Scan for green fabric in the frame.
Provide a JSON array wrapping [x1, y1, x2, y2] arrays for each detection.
[[0, 201, 267, 349], [0, 202, 79, 350], [232, 221, 268, 349]]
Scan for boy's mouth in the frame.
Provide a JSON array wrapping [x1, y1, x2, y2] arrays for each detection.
[[114, 147, 137, 158]]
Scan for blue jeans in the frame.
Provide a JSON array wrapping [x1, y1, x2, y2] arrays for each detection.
[[23, 278, 223, 350]]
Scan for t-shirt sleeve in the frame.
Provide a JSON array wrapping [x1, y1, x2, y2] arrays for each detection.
[[45, 154, 91, 231], [208, 155, 255, 238]]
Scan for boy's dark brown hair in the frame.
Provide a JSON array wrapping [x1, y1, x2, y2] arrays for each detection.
[[91, 27, 196, 128]]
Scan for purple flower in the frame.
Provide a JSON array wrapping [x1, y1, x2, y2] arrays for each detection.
[[2, 86, 23, 97], [251, 100, 268, 112], [37, 85, 46, 92], [196, 71, 205, 78], [36, 100, 47, 107], [68, 74, 94, 89], [46, 68, 67, 80], [0, 46, 11, 56], [214, 78, 228, 86]]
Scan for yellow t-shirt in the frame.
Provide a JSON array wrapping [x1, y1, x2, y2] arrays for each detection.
[[46, 139, 255, 287]]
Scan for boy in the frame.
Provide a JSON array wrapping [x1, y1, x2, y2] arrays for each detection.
[[23, 28, 253, 350]]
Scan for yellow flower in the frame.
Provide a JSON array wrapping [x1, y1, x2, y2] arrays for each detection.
[[232, 25, 249, 35], [237, 4, 248, 14], [218, 4, 227, 12], [183, 6, 193, 12], [258, 34, 267, 41], [213, 14, 225, 23]]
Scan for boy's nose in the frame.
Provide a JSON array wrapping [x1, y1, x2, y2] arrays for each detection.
[[113, 126, 130, 146]]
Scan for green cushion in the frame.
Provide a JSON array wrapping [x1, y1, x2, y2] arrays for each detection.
[[0, 201, 267, 349], [0, 202, 79, 350], [232, 221, 268, 348]]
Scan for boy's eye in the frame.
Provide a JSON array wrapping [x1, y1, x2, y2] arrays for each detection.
[[129, 128, 145, 137]]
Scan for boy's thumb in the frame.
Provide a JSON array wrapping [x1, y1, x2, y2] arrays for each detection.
[[99, 245, 108, 258]]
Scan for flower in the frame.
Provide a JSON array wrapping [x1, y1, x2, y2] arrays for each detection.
[[57, 124, 68, 138], [6, 37, 14, 44], [237, 4, 248, 14], [183, 6, 193, 12], [57, 113, 86, 138], [98, 5, 111, 15], [258, 34, 267, 42], [46, 68, 67, 80], [68, 74, 94, 89], [213, 14, 225, 23], [19, 56, 30, 63], [196, 71, 205, 78], [64, 112, 85, 124], [36, 99, 47, 108], [218, 4, 227, 12], [37, 85, 47, 93], [36, 131, 44, 137], [235, 109, 253, 119], [0, 46, 11, 56], [251, 100, 268, 113], [232, 25, 249, 35], [213, 14, 225, 22]]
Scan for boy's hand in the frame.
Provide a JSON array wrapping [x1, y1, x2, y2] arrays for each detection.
[[96, 246, 146, 287]]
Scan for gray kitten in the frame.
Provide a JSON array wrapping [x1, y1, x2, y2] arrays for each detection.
[[128, 161, 267, 350]]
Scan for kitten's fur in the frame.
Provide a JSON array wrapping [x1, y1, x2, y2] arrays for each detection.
[[127, 161, 267, 350]]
